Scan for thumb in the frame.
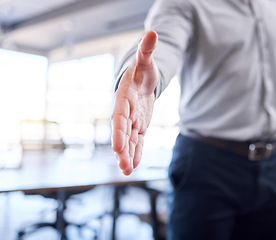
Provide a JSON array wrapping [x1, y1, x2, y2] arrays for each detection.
[[136, 31, 158, 66]]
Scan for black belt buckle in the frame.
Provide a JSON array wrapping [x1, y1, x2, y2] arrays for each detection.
[[248, 142, 273, 161]]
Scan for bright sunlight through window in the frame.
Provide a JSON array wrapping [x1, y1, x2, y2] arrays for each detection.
[[0, 49, 48, 144]]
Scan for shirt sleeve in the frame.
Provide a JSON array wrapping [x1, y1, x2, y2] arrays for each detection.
[[115, 0, 194, 98]]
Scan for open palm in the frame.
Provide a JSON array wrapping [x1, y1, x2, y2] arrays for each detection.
[[112, 31, 158, 175]]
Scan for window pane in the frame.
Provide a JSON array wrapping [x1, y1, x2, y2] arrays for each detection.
[[0, 49, 48, 145], [0, 49, 48, 122], [47, 54, 114, 146]]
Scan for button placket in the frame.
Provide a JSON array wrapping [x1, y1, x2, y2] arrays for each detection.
[[249, 0, 273, 138]]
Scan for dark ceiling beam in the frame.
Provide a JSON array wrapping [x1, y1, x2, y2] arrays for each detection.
[[4, 0, 124, 32], [14, 43, 49, 56]]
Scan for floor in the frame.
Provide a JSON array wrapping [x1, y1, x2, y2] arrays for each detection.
[[0, 182, 168, 240]]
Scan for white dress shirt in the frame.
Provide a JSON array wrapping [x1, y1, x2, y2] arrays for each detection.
[[116, 0, 276, 141]]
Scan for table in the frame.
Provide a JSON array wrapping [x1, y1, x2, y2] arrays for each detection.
[[0, 148, 169, 240]]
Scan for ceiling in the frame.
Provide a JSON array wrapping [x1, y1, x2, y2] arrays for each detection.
[[0, 0, 155, 56]]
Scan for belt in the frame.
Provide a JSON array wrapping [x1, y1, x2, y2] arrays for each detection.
[[185, 132, 276, 161]]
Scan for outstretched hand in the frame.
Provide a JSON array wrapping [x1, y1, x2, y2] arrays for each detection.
[[111, 31, 158, 175]]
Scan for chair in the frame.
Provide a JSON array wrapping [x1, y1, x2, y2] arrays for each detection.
[[93, 118, 112, 149], [20, 119, 66, 150]]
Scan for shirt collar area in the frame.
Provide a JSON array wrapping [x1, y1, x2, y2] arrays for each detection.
[[240, 0, 250, 3]]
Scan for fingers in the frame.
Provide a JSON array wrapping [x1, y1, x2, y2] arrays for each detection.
[[119, 133, 144, 176], [115, 120, 141, 175], [118, 118, 132, 170], [111, 95, 134, 173], [136, 31, 158, 66], [112, 96, 130, 153], [112, 110, 143, 175], [133, 135, 144, 169]]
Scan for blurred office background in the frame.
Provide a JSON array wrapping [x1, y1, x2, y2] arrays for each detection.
[[0, 0, 180, 239]]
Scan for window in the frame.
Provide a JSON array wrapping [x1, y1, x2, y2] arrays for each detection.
[[47, 54, 114, 146], [0, 49, 48, 144], [145, 76, 180, 150], [0, 49, 47, 166]]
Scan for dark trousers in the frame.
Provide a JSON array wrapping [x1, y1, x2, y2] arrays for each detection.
[[167, 134, 276, 240]]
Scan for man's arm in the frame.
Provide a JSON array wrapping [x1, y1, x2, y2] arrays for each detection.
[[111, 31, 158, 175]]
